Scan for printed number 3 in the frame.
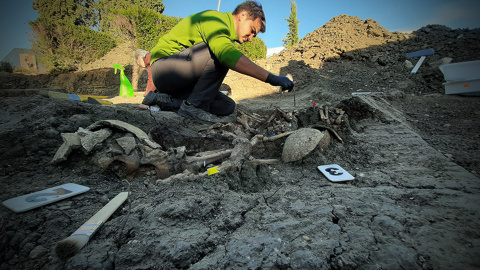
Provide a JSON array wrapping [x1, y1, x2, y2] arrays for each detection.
[[325, 167, 343, 176]]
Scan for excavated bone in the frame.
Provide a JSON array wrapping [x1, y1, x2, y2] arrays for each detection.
[[79, 128, 112, 154], [138, 144, 170, 179], [282, 128, 325, 163], [113, 150, 140, 179], [86, 119, 160, 149], [51, 133, 82, 165], [116, 136, 136, 155]]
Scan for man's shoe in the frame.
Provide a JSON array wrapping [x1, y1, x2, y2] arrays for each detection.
[[178, 101, 222, 123], [141, 91, 157, 105], [141, 91, 176, 111]]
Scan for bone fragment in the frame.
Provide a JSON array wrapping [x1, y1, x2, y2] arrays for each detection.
[[335, 115, 343, 124], [319, 109, 327, 121], [262, 131, 294, 142], [236, 115, 256, 133], [251, 159, 281, 166], [324, 106, 331, 124], [184, 149, 233, 172]]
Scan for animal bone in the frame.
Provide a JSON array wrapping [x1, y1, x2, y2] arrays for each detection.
[[236, 114, 256, 134], [250, 131, 294, 147], [324, 105, 331, 124], [335, 114, 343, 124], [251, 159, 281, 166], [310, 124, 343, 143], [238, 109, 264, 122], [319, 109, 327, 121], [184, 149, 233, 173]]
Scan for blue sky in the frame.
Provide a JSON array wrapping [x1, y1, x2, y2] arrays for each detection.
[[1, 0, 480, 60]]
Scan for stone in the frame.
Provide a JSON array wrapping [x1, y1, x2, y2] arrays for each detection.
[[29, 245, 48, 259], [404, 60, 414, 69]]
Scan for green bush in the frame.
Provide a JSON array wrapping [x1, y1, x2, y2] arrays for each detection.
[[235, 37, 267, 60], [0, 61, 13, 73], [113, 7, 180, 50], [30, 18, 116, 72]]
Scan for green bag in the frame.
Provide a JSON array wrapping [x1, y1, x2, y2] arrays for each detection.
[[113, 64, 134, 97]]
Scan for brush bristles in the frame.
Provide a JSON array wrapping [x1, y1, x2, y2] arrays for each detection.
[[54, 235, 90, 261]]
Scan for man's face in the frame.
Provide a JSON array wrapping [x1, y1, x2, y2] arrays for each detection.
[[235, 11, 262, 44]]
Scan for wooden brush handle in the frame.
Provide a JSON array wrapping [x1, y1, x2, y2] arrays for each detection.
[[71, 192, 129, 238]]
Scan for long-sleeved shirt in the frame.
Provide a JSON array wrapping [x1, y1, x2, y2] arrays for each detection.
[[150, 10, 244, 69]]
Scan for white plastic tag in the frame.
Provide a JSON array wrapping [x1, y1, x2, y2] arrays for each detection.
[[317, 164, 355, 182]]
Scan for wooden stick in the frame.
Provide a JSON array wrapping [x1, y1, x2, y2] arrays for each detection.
[[54, 192, 129, 261]]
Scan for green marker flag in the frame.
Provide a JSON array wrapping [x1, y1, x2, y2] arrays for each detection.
[[113, 64, 134, 97]]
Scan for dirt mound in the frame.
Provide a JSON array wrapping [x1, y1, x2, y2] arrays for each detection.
[[280, 15, 409, 66], [252, 20, 480, 102], [276, 15, 480, 67], [77, 41, 136, 72]]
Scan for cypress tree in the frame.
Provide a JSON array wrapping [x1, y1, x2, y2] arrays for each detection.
[[282, 0, 300, 49]]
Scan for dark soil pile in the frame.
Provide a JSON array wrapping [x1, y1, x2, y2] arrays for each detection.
[[1, 15, 480, 270], [261, 15, 480, 94]]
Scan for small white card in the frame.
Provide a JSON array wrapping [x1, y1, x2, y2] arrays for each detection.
[[317, 164, 355, 182], [2, 183, 90, 213]]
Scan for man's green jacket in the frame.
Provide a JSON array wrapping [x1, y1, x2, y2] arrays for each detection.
[[150, 10, 244, 69]]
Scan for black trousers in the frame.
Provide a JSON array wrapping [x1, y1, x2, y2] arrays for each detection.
[[151, 43, 235, 116]]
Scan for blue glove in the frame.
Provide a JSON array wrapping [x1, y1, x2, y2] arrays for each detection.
[[266, 73, 294, 92]]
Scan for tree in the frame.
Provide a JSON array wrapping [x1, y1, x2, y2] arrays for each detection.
[[32, 0, 96, 27], [0, 61, 13, 73], [29, 0, 169, 72], [30, 0, 115, 72], [135, 0, 165, 13], [29, 18, 116, 72], [112, 7, 180, 50], [95, 0, 164, 32], [282, 0, 299, 49], [235, 37, 267, 60]]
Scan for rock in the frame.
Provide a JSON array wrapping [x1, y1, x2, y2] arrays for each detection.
[[302, 235, 312, 241], [29, 245, 48, 259], [404, 60, 414, 69], [431, 57, 453, 68]]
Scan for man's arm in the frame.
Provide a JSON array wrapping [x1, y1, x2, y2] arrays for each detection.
[[232, 55, 269, 81], [233, 55, 295, 91]]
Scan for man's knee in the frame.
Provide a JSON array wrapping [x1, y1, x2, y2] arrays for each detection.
[[215, 97, 236, 116]]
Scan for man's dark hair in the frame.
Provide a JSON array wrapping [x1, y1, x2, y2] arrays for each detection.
[[233, 1, 266, 33]]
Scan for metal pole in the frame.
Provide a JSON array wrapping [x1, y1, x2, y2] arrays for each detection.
[[217, 0, 221, 11]]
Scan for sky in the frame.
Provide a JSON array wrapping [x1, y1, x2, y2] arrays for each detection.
[[1, 0, 480, 60]]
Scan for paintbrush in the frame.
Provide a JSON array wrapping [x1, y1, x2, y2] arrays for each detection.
[[54, 192, 129, 261]]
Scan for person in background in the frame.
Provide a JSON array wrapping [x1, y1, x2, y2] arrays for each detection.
[[133, 49, 156, 96], [139, 1, 294, 123]]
